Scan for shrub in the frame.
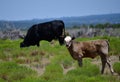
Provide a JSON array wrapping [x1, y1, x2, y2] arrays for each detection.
[[61, 58, 73, 69], [67, 59, 100, 76], [113, 62, 120, 75], [41, 63, 63, 81], [20, 77, 46, 82], [0, 61, 36, 82], [0, 78, 5, 82]]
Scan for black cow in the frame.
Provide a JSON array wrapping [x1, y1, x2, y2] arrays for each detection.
[[20, 20, 65, 48], [20, 20, 65, 47]]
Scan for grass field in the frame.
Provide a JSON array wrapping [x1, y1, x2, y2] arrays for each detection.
[[0, 36, 120, 82]]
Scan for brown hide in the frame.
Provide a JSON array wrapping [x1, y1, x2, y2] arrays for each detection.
[[67, 40, 108, 60]]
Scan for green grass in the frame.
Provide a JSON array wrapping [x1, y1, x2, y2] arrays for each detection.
[[0, 37, 120, 82]]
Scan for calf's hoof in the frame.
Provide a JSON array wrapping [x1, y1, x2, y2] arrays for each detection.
[[78, 62, 82, 67]]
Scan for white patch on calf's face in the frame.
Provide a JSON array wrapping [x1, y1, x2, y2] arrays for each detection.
[[64, 36, 72, 47], [64, 36, 72, 42]]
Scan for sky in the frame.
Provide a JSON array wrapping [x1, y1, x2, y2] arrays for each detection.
[[0, 0, 120, 21]]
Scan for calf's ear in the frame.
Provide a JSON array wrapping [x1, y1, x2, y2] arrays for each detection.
[[72, 36, 75, 40]]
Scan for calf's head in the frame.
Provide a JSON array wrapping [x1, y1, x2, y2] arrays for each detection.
[[64, 36, 75, 47]]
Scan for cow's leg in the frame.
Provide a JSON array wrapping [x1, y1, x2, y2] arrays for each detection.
[[106, 58, 114, 74], [78, 58, 82, 67], [37, 42, 40, 47], [58, 36, 64, 45], [100, 55, 107, 74]]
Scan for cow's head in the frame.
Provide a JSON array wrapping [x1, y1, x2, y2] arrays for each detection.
[[20, 42, 28, 48], [20, 40, 38, 48], [19, 34, 28, 48]]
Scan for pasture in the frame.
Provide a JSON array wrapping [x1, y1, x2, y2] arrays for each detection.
[[0, 36, 120, 82]]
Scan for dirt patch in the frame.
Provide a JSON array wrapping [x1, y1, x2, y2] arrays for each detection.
[[61, 64, 75, 74], [20, 55, 119, 76], [19, 57, 50, 76], [92, 56, 120, 65]]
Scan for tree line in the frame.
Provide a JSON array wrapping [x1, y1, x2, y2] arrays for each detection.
[[0, 23, 120, 40], [67, 23, 120, 38], [72, 23, 120, 29]]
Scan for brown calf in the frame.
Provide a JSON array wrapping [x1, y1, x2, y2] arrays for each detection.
[[64, 36, 114, 74]]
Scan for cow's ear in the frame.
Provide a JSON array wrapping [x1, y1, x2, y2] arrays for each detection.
[[19, 34, 25, 39]]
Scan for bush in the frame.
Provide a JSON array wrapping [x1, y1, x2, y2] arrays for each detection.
[[0, 78, 5, 82], [67, 63, 100, 77], [20, 77, 46, 82], [0, 62, 36, 82], [41, 63, 63, 81], [113, 62, 120, 75]]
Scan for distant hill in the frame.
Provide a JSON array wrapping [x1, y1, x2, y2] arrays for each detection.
[[0, 13, 120, 30], [62, 13, 120, 27]]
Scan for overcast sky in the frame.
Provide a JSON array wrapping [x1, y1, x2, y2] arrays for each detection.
[[0, 0, 120, 20]]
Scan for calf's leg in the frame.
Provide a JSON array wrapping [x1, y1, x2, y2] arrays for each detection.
[[100, 56, 107, 74], [78, 58, 82, 67], [106, 58, 114, 74]]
